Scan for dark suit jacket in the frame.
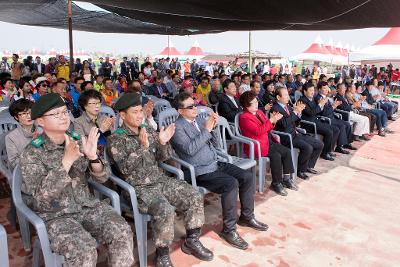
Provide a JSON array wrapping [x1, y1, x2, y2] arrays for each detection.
[[217, 94, 242, 122], [335, 94, 352, 112], [33, 63, 45, 75], [315, 94, 334, 119], [120, 62, 130, 77], [299, 95, 322, 123], [362, 89, 375, 105], [148, 83, 169, 98], [271, 103, 301, 142]]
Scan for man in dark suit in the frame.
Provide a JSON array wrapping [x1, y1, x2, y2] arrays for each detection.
[[217, 79, 242, 122], [120, 57, 131, 80], [148, 75, 170, 99], [315, 81, 355, 153], [33, 56, 45, 75], [171, 92, 268, 251], [250, 80, 272, 113], [300, 83, 339, 161], [272, 87, 324, 179]]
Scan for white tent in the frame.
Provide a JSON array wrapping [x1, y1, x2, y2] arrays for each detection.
[[185, 40, 205, 61], [349, 28, 400, 66], [154, 40, 182, 59]]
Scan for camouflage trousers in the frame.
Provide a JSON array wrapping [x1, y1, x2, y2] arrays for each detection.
[[137, 177, 205, 247], [45, 202, 134, 267]]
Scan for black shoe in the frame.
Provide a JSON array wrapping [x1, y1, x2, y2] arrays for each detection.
[[155, 254, 174, 267], [321, 153, 334, 161], [378, 130, 386, 137], [269, 183, 288, 196], [297, 172, 310, 180], [182, 235, 214, 261], [343, 144, 357, 150], [237, 217, 269, 231], [219, 230, 248, 250], [335, 147, 350, 154], [328, 152, 337, 157], [282, 177, 299, 190], [353, 135, 361, 142], [306, 168, 318, 174]]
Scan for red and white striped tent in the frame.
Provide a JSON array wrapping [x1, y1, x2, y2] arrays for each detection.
[[185, 40, 205, 60], [292, 36, 332, 63], [349, 27, 400, 66], [154, 40, 181, 59]]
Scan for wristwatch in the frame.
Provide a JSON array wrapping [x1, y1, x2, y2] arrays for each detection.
[[89, 158, 101, 164]]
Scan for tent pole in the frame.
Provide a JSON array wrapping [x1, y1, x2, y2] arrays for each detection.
[[248, 31, 252, 76], [168, 35, 170, 57], [68, 0, 74, 72]]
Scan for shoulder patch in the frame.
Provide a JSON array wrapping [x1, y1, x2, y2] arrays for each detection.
[[31, 137, 45, 148], [68, 131, 81, 140], [115, 128, 125, 134]]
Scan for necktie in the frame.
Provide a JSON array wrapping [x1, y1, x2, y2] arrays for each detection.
[[284, 105, 290, 115], [192, 120, 200, 132]]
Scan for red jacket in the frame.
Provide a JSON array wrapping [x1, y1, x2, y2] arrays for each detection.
[[239, 109, 276, 158]]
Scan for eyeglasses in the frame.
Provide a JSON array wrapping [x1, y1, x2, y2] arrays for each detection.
[[181, 104, 196, 110], [42, 109, 69, 119], [40, 84, 48, 87], [87, 102, 101, 106], [17, 111, 31, 117]]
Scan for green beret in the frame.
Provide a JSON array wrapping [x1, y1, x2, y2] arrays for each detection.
[[114, 92, 141, 111], [31, 93, 66, 120]]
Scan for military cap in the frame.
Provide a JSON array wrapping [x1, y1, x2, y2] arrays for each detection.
[[114, 92, 141, 111], [31, 93, 66, 120]]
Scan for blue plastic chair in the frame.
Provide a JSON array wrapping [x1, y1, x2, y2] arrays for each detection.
[[12, 165, 121, 267], [0, 224, 9, 267]]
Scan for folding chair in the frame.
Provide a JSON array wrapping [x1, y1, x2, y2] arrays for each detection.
[[99, 105, 116, 118], [12, 165, 121, 267], [158, 108, 179, 129], [154, 99, 172, 123], [0, 224, 9, 267], [0, 119, 18, 135]]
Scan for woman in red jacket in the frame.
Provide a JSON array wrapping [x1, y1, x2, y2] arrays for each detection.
[[239, 91, 295, 196]]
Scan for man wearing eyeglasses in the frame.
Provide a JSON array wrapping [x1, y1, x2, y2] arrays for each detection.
[[19, 93, 134, 267], [171, 92, 268, 251]]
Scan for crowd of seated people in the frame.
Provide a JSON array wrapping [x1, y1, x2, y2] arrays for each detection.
[[0, 54, 398, 267]]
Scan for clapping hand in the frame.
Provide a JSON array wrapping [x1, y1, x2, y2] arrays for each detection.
[[333, 99, 342, 109], [139, 127, 150, 149], [159, 124, 176, 145], [318, 97, 328, 106], [269, 111, 283, 124], [82, 127, 100, 160], [143, 100, 154, 118], [99, 117, 115, 133], [264, 103, 273, 111], [204, 112, 218, 132], [62, 134, 83, 172], [294, 101, 305, 113]]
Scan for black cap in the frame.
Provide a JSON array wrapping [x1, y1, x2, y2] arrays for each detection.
[[31, 93, 66, 120], [114, 93, 141, 111]]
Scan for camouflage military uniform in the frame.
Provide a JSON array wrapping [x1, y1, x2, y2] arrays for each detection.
[[20, 132, 134, 267], [107, 124, 204, 247]]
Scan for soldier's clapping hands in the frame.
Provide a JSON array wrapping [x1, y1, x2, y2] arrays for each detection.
[[159, 124, 176, 145], [62, 134, 83, 172], [139, 127, 150, 149], [82, 127, 100, 160]]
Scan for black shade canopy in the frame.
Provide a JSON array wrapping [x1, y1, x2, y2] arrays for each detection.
[[0, 0, 399, 34]]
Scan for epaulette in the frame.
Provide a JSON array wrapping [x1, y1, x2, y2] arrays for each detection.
[[31, 136, 45, 148], [68, 131, 81, 141], [115, 128, 125, 134]]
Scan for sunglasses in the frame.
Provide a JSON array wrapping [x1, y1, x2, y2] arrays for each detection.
[[40, 84, 48, 87], [181, 104, 196, 110]]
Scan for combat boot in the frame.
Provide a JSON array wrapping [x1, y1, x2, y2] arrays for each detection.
[[155, 247, 174, 267], [181, 228, 214, 261]]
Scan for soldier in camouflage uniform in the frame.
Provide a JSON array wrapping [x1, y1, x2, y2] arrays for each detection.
[[107, 93, 213, 267], [20, 93, 134, 267]]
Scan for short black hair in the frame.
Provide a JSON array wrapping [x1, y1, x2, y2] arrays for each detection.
[[81, 81, 93, 91], [250, 80, 260, 88], [222, 78, 234, 92], [9, 98, 34, 119], [78, 89, 103, 111], [303, 82, 315, 92], [239, 91, 257, 108], [74, 77, 84, 84], [175, 91, 192, 109], [317, 81, 328, 89], [1, 78, 12, 87]]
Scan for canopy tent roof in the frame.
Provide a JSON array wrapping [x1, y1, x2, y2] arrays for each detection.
[[292, 36, 333, 63], [1, 1, 400, 34], [0, 0, 216, 35], [349, 28, 400, 63], [186, 41, 204, 56], [91, 0, 400, 31]]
